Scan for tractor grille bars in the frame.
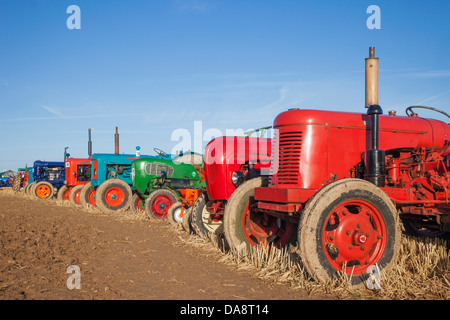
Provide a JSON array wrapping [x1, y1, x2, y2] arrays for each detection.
[[276, 131, 302, 185]]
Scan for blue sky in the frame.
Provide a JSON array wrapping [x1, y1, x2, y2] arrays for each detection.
[[0, 0, 449, 171]]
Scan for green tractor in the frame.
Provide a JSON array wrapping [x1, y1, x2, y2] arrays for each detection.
[[131, 152, 205, 220]]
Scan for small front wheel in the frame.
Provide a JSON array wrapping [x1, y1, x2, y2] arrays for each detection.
[[145, 189, 177, 220], [223, 177, 296, 255]]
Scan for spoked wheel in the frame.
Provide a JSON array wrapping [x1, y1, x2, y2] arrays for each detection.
[[224, 177, 297, 254], [33, 181, 54, 200], [191, 193, 223, 239], [298, 179, 401, 286], [145, 189, 177, 220], [79, 182, 97, 209], [131, 193, 146, 215], [57, 185, 71, 202], [167, 202, 184, 227], [96, 179, 132, 213], [69, 185, 84, 207]]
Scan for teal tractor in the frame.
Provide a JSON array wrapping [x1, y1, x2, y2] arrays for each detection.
[[131, 152, 205, 220], [78, 127, 172, 213]]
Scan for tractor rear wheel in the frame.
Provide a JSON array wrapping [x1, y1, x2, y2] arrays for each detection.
[[191, 193, 222, 239], [96, 179, 132, 213], [12, 177, 21, 193], [167, 202, 183, 227], [33, 181, 54, 200], [223, 177, 297, 255], [131, 193, 146, 215], [57, 185, 70, 202], [298, 178, 401, 286], [145, 189, 177, 220], [69, 185, 84, 207], [79, 182, 97, 209]]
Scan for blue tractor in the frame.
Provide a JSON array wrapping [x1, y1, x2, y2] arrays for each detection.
[[0, 170, 16, 188], [78, 127, 172, 213], [27, 148, 69, 200], [28, 160, 66, 199]]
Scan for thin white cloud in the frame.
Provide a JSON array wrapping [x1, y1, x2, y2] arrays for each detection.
[[41, 105, 63, 117]]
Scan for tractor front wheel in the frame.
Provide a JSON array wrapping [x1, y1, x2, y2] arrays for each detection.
[[33, 181, 54, 200], [145, 189, 177, 220], [96, 179, 132, 213], [79, 182, 97, 209], [25, 182, 36, 197], [167, 202, 183, 227], [298, 178, 401, 286], [223, 177, 297, 255], [191, 193, 222, 239], [57, 185, 70, 202], [69, 185, 84, 207], [131, 193, 146, 215]]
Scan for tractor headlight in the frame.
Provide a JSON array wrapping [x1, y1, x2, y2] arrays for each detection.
[[231, 171, 245, 187]]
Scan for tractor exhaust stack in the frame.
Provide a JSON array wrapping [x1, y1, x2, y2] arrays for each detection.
[[364, 47, 385, 187], [365, 47, 379, 108], [115, 127, 119, 156], [88, 128, 93, 159]]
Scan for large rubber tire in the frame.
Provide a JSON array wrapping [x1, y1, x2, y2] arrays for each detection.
[[191, 193, 222, 239], [69, 184, 84, 207], [25, 182, 36, 197], [223, 177, 297, 255], [79, 182, 97, 209], [145, 189, 177, 220], [298, 178, 401, 286], [182, 207, 194, 234], [12, 177, 21, 193], [131, 193, 146, 215], [33, 181, 54, 200], [95, 179, 132, 213], [57, 185, 70, 202], [167, 202, 183, 227]]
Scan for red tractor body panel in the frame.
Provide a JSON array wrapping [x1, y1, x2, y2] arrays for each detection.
[[204, 136, 272, 202], [65, 158, 92, 186], [255, 109, 450, 229]]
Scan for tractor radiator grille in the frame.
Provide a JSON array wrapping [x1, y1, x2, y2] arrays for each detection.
[[277, 131, 302, 185]]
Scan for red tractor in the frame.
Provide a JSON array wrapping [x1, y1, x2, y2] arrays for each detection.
[[222, 47, 450, 285], [12, 167, 29, 192], [188, 136, 273, 242], [57, 129, 93, 206]]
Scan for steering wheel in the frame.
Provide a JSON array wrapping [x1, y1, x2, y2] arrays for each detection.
[[154, 148, 169, 157], [406, 105, 450, 120]]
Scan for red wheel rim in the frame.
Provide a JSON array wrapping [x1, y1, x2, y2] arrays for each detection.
[[322, 199, 387, 276], [104, 187, 125, 207], [151, 194, 173, 218], [242, 201, 295, 248], [134, 197, 146, 214], [88, 188, 96, 205], [36, 185, 51, 198], [63, 189, 70, 201], [74, 189, 81, 204]]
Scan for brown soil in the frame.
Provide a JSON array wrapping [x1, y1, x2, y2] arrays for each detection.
[[0, 188, 330, 301]]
